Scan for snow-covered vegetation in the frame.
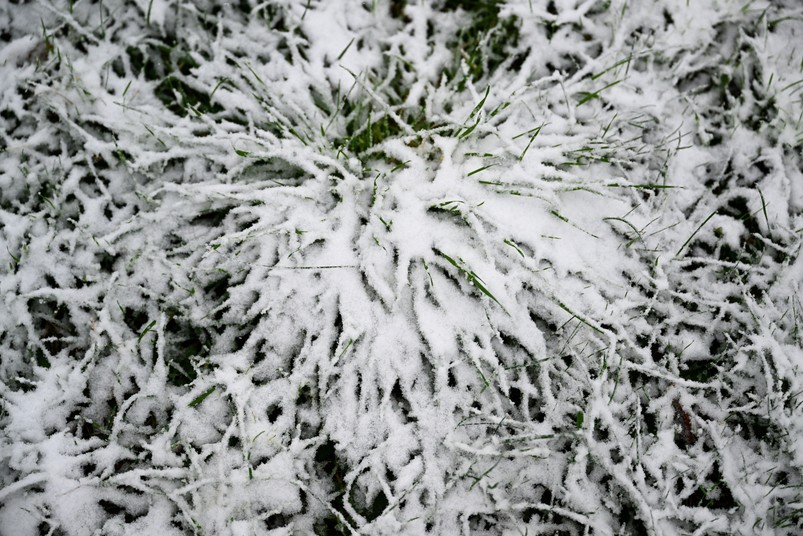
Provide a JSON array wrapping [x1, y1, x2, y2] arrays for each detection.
[[1, 0, 802, 534]]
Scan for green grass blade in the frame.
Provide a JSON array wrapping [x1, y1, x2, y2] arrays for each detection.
[[188, 386, 216, 408]]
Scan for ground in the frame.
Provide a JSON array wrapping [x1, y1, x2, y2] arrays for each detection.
[[1, 0, 802, 535]]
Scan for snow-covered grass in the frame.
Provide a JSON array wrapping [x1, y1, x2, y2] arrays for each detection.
[[1, 0, 802, 534]]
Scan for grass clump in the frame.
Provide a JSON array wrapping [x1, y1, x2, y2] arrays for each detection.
[[0, 1, 801, 535]]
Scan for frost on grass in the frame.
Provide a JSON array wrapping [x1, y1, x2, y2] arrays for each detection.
[[1, 0, 802, 534]]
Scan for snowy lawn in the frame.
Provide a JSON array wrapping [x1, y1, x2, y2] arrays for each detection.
[[1, 0, 802, 534]]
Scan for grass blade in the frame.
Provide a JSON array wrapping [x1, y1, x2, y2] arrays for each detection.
[[675, 209, 717, 257], [188, 386, 216, 408], [436, 250, 505, 310], [137, 320, 156, 344]]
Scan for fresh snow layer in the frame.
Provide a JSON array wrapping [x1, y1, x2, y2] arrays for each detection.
[[1, 0, 802, 535]]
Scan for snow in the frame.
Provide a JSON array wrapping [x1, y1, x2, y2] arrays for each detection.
[[1, 0, 802, 534]]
